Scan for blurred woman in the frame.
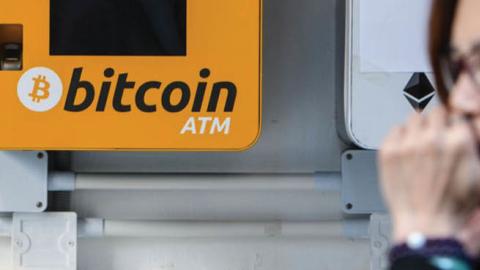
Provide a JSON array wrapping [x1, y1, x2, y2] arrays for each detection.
[[379, 0, 480, 269]]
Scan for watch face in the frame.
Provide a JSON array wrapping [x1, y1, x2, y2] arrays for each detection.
[[50, 0, 187, 56], [406, 232, 427, 250]]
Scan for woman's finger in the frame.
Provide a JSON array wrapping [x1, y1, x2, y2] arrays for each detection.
[[426, 106, 448, 132], [380, 124, 406, 151], [406, 112, 425, 132]]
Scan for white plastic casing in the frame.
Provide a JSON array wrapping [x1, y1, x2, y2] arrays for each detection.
[[344, 0, 439, 149], [12, 212, 77, 270]]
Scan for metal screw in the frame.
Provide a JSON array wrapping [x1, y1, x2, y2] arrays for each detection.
[[68, 240, 75, 248], [36, 201, 43, 209], [15, 239, 23, 248], [346, 153, 353, 160], [37, 152, 44, 159], [346, 203, 353, 210]]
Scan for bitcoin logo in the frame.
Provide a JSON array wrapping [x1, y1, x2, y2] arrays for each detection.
[[29, 75, 51, 103], [18, 67, 63, 112]]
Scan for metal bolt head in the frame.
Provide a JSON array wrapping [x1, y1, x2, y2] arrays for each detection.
[[15, 239, 23, 248], [36, 202, 43, 209], [346, 203, 353, 210]]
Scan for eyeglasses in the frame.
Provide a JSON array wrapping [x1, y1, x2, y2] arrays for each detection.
[[440, 45, 480, 92]]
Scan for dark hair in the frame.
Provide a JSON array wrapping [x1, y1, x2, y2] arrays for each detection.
[[429, 0, 459, 104]]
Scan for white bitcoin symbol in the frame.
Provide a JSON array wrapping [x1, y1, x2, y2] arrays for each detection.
[[17, 67, 63, 112]]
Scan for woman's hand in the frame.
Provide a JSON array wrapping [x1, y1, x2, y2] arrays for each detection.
[[378, 107, 480, 244]]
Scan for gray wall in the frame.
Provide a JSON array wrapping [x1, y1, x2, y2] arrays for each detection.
[[39, 2, 371, 270]]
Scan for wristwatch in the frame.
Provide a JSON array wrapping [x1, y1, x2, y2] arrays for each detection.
[[390, 232, 473, 270]]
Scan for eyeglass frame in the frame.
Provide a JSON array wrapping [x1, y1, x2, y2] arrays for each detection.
[[440, 43, 480, 92]]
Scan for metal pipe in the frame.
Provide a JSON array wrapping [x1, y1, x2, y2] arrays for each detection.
[[48, 172, 341, 192], [78, 219, 369, 239], [102, 220, 347, 238], [48, 171, 75, 191], [0, 218, 369, 239]]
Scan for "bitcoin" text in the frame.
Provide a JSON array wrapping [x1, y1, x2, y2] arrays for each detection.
[[64, 68, 237, 113]]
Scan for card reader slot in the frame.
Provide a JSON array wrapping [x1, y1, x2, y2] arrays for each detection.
[[0, 24, 22, 71]]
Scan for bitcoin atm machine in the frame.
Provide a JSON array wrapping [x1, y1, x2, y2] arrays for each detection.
[[0, 1, 262, 269], [342, 0, 435, 267]]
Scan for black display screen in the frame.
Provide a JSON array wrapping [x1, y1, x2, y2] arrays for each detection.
[[50, 0, 186, 56]]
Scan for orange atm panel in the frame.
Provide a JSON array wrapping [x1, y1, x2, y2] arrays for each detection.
[[0, 0, 262, 151]]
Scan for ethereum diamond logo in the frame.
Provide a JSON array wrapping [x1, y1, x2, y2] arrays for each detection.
[[403, 72, 436, 112]]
